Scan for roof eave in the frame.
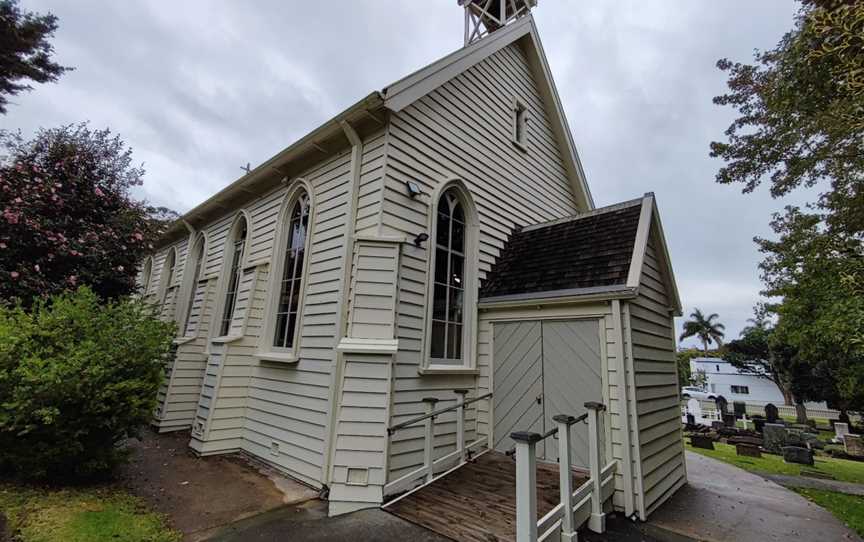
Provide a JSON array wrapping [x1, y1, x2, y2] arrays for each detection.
[[478, 285, 638, 309]]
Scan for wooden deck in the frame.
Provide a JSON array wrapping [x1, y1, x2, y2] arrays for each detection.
[[384, 451, 588, 542]]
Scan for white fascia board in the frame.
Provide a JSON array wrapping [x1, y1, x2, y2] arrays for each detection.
[[626, 195, 654, 288], [648, 197, 683, 316]]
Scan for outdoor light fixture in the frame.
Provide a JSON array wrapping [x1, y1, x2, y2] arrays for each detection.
[[413, 232, 429, 247], [405, 180, 422, 199]]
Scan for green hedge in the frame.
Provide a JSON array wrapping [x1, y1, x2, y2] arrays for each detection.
[[0, 287, 175, 480]]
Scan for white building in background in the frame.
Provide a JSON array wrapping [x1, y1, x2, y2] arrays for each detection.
[[690, 357, 787, 405]]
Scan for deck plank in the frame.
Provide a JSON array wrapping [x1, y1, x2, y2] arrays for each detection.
[[385, 451, 588, 542]]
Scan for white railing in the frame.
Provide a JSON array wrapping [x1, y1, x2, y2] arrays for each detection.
[[384, 390, 493, 498], [512, 402, 616, 542], [683, 399, 862, 424]]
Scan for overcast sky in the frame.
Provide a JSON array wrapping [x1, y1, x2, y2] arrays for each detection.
[[5, 1, 809, 348]]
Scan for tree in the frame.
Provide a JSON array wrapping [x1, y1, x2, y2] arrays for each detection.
[[676, 347, 722, 388], [0, 0, 71, 114], [679, 308, 725, 353], [0, 123, 175, 306]]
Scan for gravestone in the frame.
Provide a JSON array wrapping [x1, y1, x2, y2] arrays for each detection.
[[765, 403, 779, 424], [800, 432, 824, 450], [786, 429, 805, 447], [690, 435, 715, 450], [835, 422, 850, 442], [845, 434, 864, 458], [715, 396, 729, 416], [733, 401, 747, 419], [728, 435, 763, 447], [839, 410, 852, 425], [723, 413, 737, 428], [687, 398, 702, 419], [686, 413, 696, 425], [711, 421, 724, 431], [736, 443, 761, 458], [763, 423, 788, 453], [753, 418, 766, 434], [782, 446, 814, 466]]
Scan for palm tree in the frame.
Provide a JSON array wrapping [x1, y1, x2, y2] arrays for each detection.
[[679, 308, 725, 353]]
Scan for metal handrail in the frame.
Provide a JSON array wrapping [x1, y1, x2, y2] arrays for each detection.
[[387, 391, 493, 435]]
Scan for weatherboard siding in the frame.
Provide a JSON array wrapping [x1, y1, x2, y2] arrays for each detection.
[[380, 41, 584, 486], [626, 235, 685, 518]]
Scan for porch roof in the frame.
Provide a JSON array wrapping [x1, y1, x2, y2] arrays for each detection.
[[479, 197, 643, 301]]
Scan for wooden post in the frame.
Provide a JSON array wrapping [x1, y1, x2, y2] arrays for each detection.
[[553, 415, 578, 542], [585, 402, 607, 534], [511, 431, 541, 542], [455, 389, 468, 464], [423, 397, 439, 484]]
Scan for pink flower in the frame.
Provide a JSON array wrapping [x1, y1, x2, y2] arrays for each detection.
[[133, 232, 144, 241], [67, 275, 77, 285], [116, 265, 124, 272], [94, 187, 105, 197], [34, 264, 40, 272], [0, 242, 6, 249], [10, 271, 18, 279]]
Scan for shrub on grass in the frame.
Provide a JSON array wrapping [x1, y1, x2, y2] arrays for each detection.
[[0, 287, 175, 480]]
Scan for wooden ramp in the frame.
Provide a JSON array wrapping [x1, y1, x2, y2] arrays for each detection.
[[384, 451, 588, 542]]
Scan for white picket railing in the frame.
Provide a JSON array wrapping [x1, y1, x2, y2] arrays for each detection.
[[383, 390, 493, 498], [683, 399, 862, 423], [512, 402, 616, 542]]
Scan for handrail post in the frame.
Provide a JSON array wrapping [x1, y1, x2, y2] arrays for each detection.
[[511, 431, 541, 542], [455, 389, 468, 463], [585, 402, 607, 534], [553, 415, 577, 541], [423, 397, 439, 484]]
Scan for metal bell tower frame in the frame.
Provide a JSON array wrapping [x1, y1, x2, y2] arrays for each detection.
[[459, 0, 537, 46]]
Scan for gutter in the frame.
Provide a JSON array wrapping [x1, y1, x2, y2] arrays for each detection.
[[156, 91, 385, 248]]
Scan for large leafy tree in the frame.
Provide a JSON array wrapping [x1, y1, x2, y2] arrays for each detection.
[[679, 308, 725, 353], [0, 0, 71, 114], [712, 0, 864, 413], [0, 123, 176, 306]]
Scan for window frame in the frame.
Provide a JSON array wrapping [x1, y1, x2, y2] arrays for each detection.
[[140, 256, 154, 297], [258, 182, 315, 363], [212, 211, 251, 341], [731, 385, 750, 395], [158, 247, 178, 307], [421, 180, 479, 374], [179, 233, 207, 338], [511, 97, 529, 152]]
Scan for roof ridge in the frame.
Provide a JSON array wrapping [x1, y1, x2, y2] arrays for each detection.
[[521, 195, 646, 232]]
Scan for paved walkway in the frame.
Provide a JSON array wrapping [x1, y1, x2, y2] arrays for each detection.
[[762, 473, 864, 496], [646, 451, 862, 542]]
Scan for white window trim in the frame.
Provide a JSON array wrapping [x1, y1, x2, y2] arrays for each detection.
[[511, 96, 529, 152], [178, 232, 207, 339], [209, 210, 252, 345], [420, 179, 480, 374], [257, 180, 315, 364], [157, 247, 178, 308]]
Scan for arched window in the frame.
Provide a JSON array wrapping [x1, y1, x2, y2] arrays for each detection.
[[430, 189, 466, 363], [182, 236, 205, 335], [160, 248, 177, 304], [272, 191, 310, 349], [140, 257, 153, 296], [219, 217, 248, 336]]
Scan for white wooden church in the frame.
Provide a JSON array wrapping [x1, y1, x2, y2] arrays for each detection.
[[140, 1, 685, 539]]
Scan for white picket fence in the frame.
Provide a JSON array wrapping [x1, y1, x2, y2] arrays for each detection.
[[683, 399, 862, 423]]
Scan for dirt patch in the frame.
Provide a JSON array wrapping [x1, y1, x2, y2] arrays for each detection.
[[118, 428, 317, 541]]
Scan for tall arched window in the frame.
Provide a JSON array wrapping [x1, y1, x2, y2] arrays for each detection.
[[160, 248, 177, 304], [140, 257, 153, 296], [220, 217, 248, 337], [430, 189, 466, 363], [182, 236, 205, 336], [273, 191, 310, 349]]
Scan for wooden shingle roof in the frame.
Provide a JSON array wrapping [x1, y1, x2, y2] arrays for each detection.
[[479, 199, 643, 299]]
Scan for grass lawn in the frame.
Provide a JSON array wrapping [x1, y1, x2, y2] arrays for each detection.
[[793, 488, 864, 538], [0, 484, 180, 542], [684, 440, 864, 484]]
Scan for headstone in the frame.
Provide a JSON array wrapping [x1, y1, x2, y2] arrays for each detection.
[[763, 423, 788, 453], [765, 403, 779, 424], [686, 413, 696, 426], [800, 432, 824, 450], [753, 418, 766, 434], [711, 421, 724, 431], [687, 398, 702, 419], [736, 443, 762, 458], [839, 410, 852, 425], [844, 434, 864, 458], [782, 446, 814, 466], [690, 435, 715, 450], [715, 396, 729, 416], [728, 435, 763, 447], [733, 401, 747, 419], [835, 422, 850, 442], [723, 413, 737, 428]]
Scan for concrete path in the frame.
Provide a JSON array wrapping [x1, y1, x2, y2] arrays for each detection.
[[762, 473, 864, 496], [646, 451, 862, 542]]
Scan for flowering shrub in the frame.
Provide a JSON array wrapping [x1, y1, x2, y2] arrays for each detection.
[[0, 124, 176, 307], [0, 287, 175, 480]]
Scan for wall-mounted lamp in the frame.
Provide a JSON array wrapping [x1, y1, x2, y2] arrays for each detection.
[[413, 232, 429, 247], [405, 180, 422, 199]]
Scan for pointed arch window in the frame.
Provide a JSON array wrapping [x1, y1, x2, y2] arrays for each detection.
[[272, 191, 310, 349], [220, 218, 248, 337], [140, 257, 153, 296], [160, 248, 177, 303], [182, 236, 205, 336], [430, 189, 466, 363]]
